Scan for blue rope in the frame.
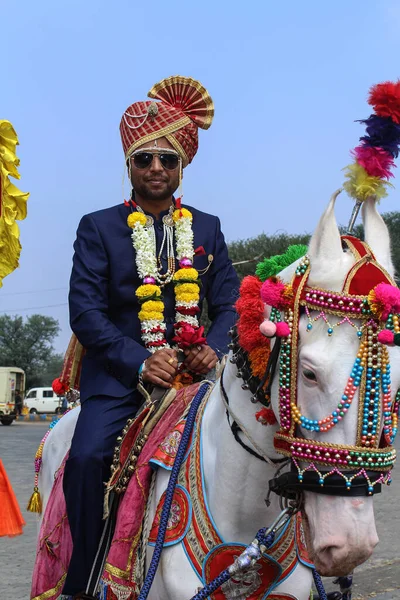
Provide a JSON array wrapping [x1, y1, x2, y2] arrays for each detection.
[[189, 529, 275, 599], [137, 382, 211, 600], [313, 569, 328, 600], [189, 568, 231, 600]]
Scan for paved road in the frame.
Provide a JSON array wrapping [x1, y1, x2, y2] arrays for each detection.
[[1, 421, 400, 600]]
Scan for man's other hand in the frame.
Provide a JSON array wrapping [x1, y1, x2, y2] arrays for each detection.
[[183, 345, 218, 375], [142, 349, 179, 388]]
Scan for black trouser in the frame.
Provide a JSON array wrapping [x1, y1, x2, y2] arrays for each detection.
[[62, 391, 141, 595]]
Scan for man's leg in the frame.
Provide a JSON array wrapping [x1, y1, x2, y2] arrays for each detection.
[[62, 392, 140, 596]]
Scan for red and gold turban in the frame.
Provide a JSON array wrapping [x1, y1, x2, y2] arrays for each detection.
[[120, 76, 214, 167]]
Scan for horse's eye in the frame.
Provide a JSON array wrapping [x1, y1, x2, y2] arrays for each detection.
[[303, 369, 317, 382]]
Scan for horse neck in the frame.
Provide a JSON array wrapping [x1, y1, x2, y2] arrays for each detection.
[[201, 357, 283, 543]]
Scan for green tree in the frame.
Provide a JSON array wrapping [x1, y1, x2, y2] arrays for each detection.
[[40, 353, 65, 387], [227, 210, 400, 282], [0, 314, 60, 388], [228, 232, 311, 281]]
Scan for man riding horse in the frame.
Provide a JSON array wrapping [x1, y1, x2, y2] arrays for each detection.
[[62, 76, 240, 598]]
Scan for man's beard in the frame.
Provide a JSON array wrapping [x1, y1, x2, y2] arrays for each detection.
[[134, 179, 177, 202]]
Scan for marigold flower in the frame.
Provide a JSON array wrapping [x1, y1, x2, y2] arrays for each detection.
[[135, 284, 161, 298], [127, 212, 147, 228], [138, 310, 164, 322], [141, 300, 164, 313], [175, 292, 200, 304], [172, 208, 192, 223], [175, 283, 199, 295], [173, 268, 199, 281]]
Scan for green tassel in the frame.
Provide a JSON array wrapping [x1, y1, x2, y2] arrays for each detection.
[[256, 244, 308, 281], [27, 487, 42, 514]]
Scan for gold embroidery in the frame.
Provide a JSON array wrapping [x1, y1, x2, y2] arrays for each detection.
[[31, 574, 66, 600], [165, 133, 189, 166], [104, 525, 142, 581], [125, 117, 191, 159]]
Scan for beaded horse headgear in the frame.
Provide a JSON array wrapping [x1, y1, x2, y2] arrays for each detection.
[[233, 80, 400, 497], [272, 234, 399, 495]]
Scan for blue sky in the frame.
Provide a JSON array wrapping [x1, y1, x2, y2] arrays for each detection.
[[2, 0, 400, 353]]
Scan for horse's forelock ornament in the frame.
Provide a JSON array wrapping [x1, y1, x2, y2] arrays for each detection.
[[344, 80, 400, 234]]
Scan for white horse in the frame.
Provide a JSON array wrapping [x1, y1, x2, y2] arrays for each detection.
[[37, 194, 400, 600]]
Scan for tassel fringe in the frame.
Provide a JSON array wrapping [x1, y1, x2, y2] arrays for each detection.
[[27, 486, 42, 514]]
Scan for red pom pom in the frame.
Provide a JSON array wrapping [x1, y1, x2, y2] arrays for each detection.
[[275, 321, 290, 337], [237, 317, 268, 352], [236, 276, 268, 352], [255, 407, 277, 425], [378, 329, 395, 345], [52, 377, 68, 396], [238, 276, 263, 300], [368, 81, 400, 124]]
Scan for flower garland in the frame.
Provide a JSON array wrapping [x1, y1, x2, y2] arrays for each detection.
[[128, 200, 205, 352]]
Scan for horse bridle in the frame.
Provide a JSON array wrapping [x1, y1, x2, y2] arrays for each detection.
[[225, 238, 399, 498]]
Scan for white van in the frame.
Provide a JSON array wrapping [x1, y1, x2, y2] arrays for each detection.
[[25, 387, 61, 414], [0, 366, 25, 425]]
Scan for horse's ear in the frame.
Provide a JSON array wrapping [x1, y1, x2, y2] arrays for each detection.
[[362, 197, 395, 277], [308, 190, 343, 280]]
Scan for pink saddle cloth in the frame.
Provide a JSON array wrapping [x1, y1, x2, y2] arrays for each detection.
[[31, 384, 199, 600]]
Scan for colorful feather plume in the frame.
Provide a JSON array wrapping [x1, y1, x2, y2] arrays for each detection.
[[368, 81, 400, 124], [343, 80, 400, 201]]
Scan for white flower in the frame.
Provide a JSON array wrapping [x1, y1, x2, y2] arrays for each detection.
[[175, 314, 199, 326], [175, 216, 194, 261], [175, 300, 199, 309], [142, 331, 166, 344], [131, 223, 157, 279], [141, 319, 167, 333]]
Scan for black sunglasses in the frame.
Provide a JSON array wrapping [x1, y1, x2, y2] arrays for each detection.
[[132, 151, 180, 171]]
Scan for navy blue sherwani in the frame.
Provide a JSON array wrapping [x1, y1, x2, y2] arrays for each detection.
[[63, 202, 239, 595]]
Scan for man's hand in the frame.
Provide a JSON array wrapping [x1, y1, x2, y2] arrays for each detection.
[[142, 349, 179, 388], [183, 345, 218, 374]]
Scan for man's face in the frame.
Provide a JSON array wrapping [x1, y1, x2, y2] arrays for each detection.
[[129, 137, 181, 202]]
